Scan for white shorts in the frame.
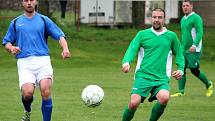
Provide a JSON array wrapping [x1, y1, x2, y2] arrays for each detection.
[[17, 56, 53, 89]]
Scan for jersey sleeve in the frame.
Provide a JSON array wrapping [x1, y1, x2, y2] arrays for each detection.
[[2, 20, 16, 46], [122, 31, 142, 64], [44, 16, 65, 41], [193, 15, 203, 46], [171, 33, 185, 72]]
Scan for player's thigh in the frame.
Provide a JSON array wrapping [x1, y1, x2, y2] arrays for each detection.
[[131, 77, 153, 98], [148, 82, 170, 102], [38, 64, 53, 94], [18, 67, 36, 90], [39, 78, 52, 99], [17, 65, 36, 96], [36, 58, 53, 86]]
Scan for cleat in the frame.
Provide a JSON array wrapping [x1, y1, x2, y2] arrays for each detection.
[[206, 81, 213, 97], [171, 92, 185, 97], [22, 111, 30, 121]]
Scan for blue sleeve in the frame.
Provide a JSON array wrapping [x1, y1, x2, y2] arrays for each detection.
[[44, 17, 65, 41], [2, 20, 16, 46]]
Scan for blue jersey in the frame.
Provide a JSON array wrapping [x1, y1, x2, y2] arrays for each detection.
[[2, 12, 65, 58]]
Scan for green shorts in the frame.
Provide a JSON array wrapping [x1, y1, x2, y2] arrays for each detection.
[[184, 53, 201, 69], [131, 77, 170, 102]]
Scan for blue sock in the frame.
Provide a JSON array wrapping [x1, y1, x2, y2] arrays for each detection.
[[42, 98, 53, 121]]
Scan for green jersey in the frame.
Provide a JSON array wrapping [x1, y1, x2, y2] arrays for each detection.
[[122, 28, 184, 81], [181, 12, 203, 53]]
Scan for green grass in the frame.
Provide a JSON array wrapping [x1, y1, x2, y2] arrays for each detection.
[[0, 10, 215, 121]]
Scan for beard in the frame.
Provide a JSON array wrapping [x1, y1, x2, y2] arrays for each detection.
[[153, 23, 162, 30], [25, 6, 34, 13]]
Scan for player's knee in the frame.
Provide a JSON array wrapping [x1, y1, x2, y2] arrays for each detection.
[[41, 88, 51, 99], [158, 95, 169, 104], [21, 83, 34, 98], [190, 68, 200, 77], [157, 90, 170, 104], [129, 95, 141, 109], [128, 101, 139, 110], [22, 90, 34, 99]]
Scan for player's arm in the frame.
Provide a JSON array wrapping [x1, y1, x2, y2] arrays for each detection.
[[44, 17, 71, 59], [2, 20, 20, 55], [190, 15, 203, 52], [122, 31, 142, 73], [171, 33, 185, 80], [59, 36, 71, 59]]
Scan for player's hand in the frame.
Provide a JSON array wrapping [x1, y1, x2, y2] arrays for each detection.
[[61, 49, 71, 59], [189, 45, 196, 53], [172, 70, 183, 80], [122, 62, 130, 73], [10, 46, 21, 55]]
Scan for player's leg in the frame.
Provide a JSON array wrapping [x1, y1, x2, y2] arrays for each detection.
[[36, 56, 53, 121], [18, 58, 37, 121], [178, 54, 188, 95], [21, 83, 35, 121], [190, 68, 209, 86], [122, 77, 149, 121], [171, 67, 186, 97], [172, 53, 200, 97], [190, 68, 213, 96], [21, 83, 35, 112], [149, 88, 169, 121], [178, 69, 186, 94], [172, 54, 188, 97], [122, 94, 143, 121], [189, 52, 213, 96], [40, 78, 53, 121]]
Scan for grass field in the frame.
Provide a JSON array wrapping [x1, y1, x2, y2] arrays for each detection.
[[0, 10, 215, 121]]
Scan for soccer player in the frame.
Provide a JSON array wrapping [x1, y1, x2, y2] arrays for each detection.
[[2, 0, 71, 121], [171, 0, 213, 97], [121, 8, 184, 121]]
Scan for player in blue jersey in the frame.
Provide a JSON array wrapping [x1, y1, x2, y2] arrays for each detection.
[[2, 0, 71, 121]]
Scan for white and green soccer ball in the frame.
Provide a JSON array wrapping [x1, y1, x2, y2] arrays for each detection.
[[81, 85, 104, 107]]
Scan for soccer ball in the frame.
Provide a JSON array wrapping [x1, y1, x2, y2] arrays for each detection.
[[81, 85, 104, 107]]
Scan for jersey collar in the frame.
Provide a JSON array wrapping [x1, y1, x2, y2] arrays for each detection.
[[151, 27, 167, 36], [184, 12, 195, 19]]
